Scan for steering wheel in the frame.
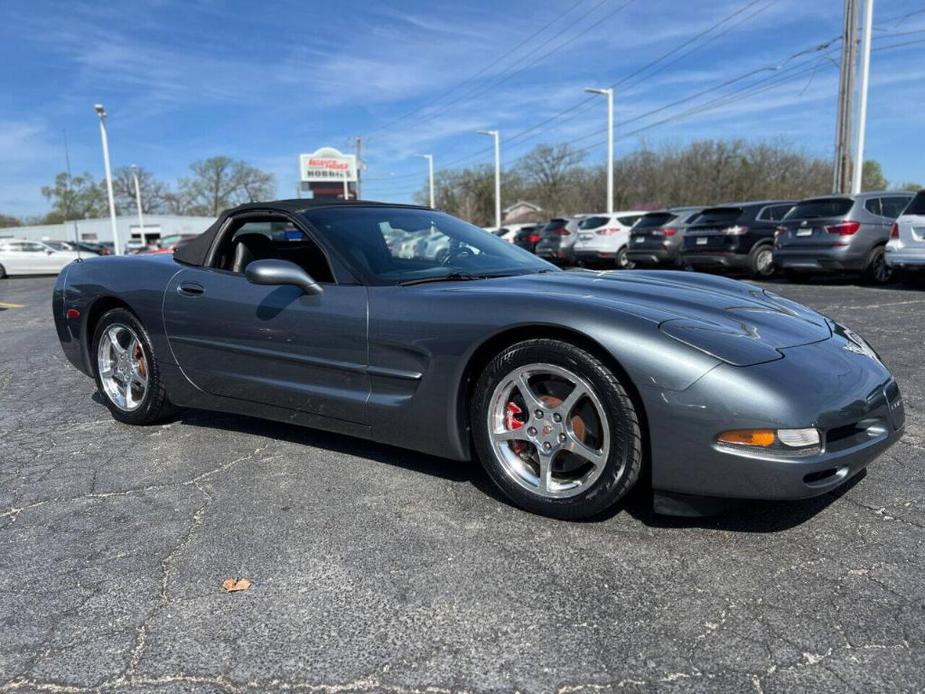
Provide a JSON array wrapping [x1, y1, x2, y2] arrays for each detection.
[[441, 243, 474, 266]]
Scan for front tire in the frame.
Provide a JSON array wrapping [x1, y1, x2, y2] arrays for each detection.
[[471, 339, 643, 520], [91, 308, 175, 425]]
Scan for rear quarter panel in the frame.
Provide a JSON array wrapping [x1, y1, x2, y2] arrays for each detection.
[[54, 255, 183, 376]]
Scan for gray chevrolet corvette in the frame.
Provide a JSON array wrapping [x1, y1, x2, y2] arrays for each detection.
[[53, 200, 905, 518]]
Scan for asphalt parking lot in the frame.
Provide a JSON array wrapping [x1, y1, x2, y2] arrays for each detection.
[[1, 274, 923, 693]]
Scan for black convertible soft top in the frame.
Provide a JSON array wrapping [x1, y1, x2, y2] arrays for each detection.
[[174, 198, 428, 267]]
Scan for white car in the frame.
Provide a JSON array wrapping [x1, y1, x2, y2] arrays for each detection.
[[885, 189, 925, 274], [0, 239, 81, 278], [572, 211, 647, 268]]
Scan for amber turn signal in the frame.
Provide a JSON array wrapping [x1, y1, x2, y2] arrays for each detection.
[[716, 429, 776, 447]]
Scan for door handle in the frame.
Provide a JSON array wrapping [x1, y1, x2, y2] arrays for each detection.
[[177, 282, 205, 297]]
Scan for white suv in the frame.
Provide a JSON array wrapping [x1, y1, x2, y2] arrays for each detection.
[[572, 211, 646, 268], [885, 189, 925, 275]]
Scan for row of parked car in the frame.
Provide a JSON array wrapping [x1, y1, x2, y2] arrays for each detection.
[[0, 234, 199, 279], [489, 189, 925, 284]]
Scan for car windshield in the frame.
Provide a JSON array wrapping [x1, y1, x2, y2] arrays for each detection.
[[694, 208, 744, 225], [542, 219, 567, 231], [903, 191, 925, 216], [634, 213, 675, 229], [578, 216, 609, 229], [784, 198, 853, 220], [303, 207, 556, 285]]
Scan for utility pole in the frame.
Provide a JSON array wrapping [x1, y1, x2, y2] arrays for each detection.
[[131, 165, 146, 245], [477, 130, 501, 229], [353, 135, 365, 200], [585, 87, 614, 214], [62, 129, 81, 258], [94, 104, 122, 255], [852, 0, 874, 194], [833, 0, 859, 194], [416, 154, 435, 208]]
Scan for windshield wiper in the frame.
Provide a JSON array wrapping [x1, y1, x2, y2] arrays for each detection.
[[398, 272, 485, 286]]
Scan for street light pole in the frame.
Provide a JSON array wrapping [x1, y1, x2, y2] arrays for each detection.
[[95, 104, 121, 255], [852, 0, 874, 194], [417, 154, 435, 208], [478, 130, 501, 229], [585, 87, 614, 214], [131, 165, 146, 245]]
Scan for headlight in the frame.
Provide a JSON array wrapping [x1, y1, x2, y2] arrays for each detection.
[[715, 428, 822, 458]]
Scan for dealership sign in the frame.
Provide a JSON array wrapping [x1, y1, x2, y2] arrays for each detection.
[[299, 147, 357, 183]]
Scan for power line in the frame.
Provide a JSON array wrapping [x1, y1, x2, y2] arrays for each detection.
[[364, 0, 595, 137], [382, 0, 636, 136], [369, 37, 842, 192], [366, 0, 779, 183], [368, 46, 847, 197]]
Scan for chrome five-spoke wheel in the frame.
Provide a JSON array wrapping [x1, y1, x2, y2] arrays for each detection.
[[487, 363, 611, 499], [97, 323, 149, 412]]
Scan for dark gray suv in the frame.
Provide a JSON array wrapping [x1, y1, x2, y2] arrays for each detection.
[[626, 207, 703, 268], [774, 192, 914, 284]]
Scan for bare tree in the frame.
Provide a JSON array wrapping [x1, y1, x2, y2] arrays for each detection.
[[514, 144, 584, 215], [111, 166, 169, 215], [179, 156, 276, 216]]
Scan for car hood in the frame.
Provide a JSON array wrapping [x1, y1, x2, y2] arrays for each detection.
[[446, 269, 833, 366]]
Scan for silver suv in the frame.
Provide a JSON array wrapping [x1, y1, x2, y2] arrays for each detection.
[[885, 190, 925, 275], [773, 191, 914, 284]]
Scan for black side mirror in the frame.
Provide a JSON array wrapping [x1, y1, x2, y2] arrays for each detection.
[[46, 249, 54, 255], [245, 259, 323, 296]]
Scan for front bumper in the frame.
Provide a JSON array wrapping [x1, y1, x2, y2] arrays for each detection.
[[643, 336, 903, 501]]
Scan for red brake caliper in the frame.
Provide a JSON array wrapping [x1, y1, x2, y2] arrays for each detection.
[[504, 402, 528, 455]]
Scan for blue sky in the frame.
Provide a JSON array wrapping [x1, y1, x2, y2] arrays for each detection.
[[1, 0, 923, 217]]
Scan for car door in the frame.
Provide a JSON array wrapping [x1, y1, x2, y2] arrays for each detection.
[[21, 242, 51, 273], [0, 243, 27, 274], [162, 218, 370, 425]]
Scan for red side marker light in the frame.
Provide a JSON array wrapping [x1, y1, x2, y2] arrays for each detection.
[[66, 308, 80, 319]]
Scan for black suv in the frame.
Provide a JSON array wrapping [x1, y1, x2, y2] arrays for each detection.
[[680, 200, 795, 278]]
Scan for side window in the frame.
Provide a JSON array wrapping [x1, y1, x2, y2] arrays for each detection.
[[23, 242, 46, 252], [864, 198, 883, 217], [214, 217, 335, 284], [760, 205, 793, 222], [881, 196, 911, 219], [4, 243, 23, 253]]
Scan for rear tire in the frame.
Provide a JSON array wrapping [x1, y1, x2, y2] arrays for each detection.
[[91, 308, 176, 425], [0, 263, 6, 279], [862, 245, 892, 285], [749, 244, 775, 279], [471, 339, 643, 520], [615, 246, 633, 270]]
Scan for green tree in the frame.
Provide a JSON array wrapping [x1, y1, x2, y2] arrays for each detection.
[[861, 160, 888, 192], [179, 156, 276, 216], [40, 171, 107, 223], [896, 181, 923, 192], [0, 214, 22, 228]]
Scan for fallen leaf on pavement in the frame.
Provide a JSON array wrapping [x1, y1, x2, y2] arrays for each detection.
[[222, 578, 252, 592]]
